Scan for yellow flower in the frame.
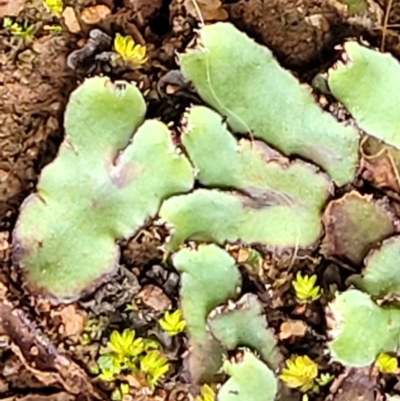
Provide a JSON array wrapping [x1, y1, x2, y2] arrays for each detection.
[[114, 33, 147, 67], [280, 355, 319, 392], [375, 353, 399, 374], [43, 0, 63, 17], [292, 272, 321, 302], [107, 329, 144, 359], [195, 384, 216, 401], [159, 309, 186, 336]]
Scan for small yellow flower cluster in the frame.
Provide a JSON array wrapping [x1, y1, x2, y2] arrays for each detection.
[[280, 355, 333, 393], [375, 353, 399, 374], [114, 33, 147, 68], [43, 0, 64, 17], [292, 272, 321, 302], [159, 309, 186, 336], [97, 329, 169, 390], [280, 355, 318, 392], [195, 384, 216, 401]]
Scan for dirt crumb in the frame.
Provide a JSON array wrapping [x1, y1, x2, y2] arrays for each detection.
[[123, 0, 163, 27], [81, 5, 112, 25], [0, 34, 73, 227], [63, 7, 81, 34], [228, 0, 347, 69], [0, 0, 26, 18], [138, 285, 171, 312], [184, 0, 228, 21]]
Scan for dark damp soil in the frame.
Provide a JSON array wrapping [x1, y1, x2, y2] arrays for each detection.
[[1, 0, 400, 400]]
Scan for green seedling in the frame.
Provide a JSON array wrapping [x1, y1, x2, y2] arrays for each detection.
[[88, 361, 100, 375], [159, 309, 186, 336], [43, 24, 62, 34], [97, 353, 122, 381], [243, 249, 262, 265], [339, 0, 368, 13], [316, 373, 334, 387], [111, 383, 130, 401], [218, 352, 278, 401], [292, 272, 321, 302], [12, 77, 193, 301], [3, 18, 35, 41], [208, 294, 282, 370], [140, 350, 170, 389], [173, 245, 242, 383], [81, 332, 92, 346], [328, 42, 400, 150], [233, 248, 263, 276], [179, 23, 359, 186], [348, 236, 400, 298]]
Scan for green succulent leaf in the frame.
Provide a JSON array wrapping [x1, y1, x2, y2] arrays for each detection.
[[173, 244, 242, 383], [348, 236, 400, 298], [328, 290, 400, 366], [161, 106, 332, 251], [12, 76, 194, 301], [218, 352, 278, 401], [328, 42, 400, 149], [208, 294, 282, 370], [161, 187, 326, 251], [180, 23, 359, 185]]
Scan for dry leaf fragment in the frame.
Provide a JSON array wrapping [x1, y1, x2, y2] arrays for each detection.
[[326, 367, 377, 401], [0, 300, 98, 398], [62, 7, 81, 34], [0, 0, 26, 18], [279, 320, 308, 340], [59, 305, 84, 337], [4, 394, 76, 401], [184, 0, 228, 21], [237, 249, 250, 263], [81, 5, 111, 25], [138, 285, 171, 312]]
